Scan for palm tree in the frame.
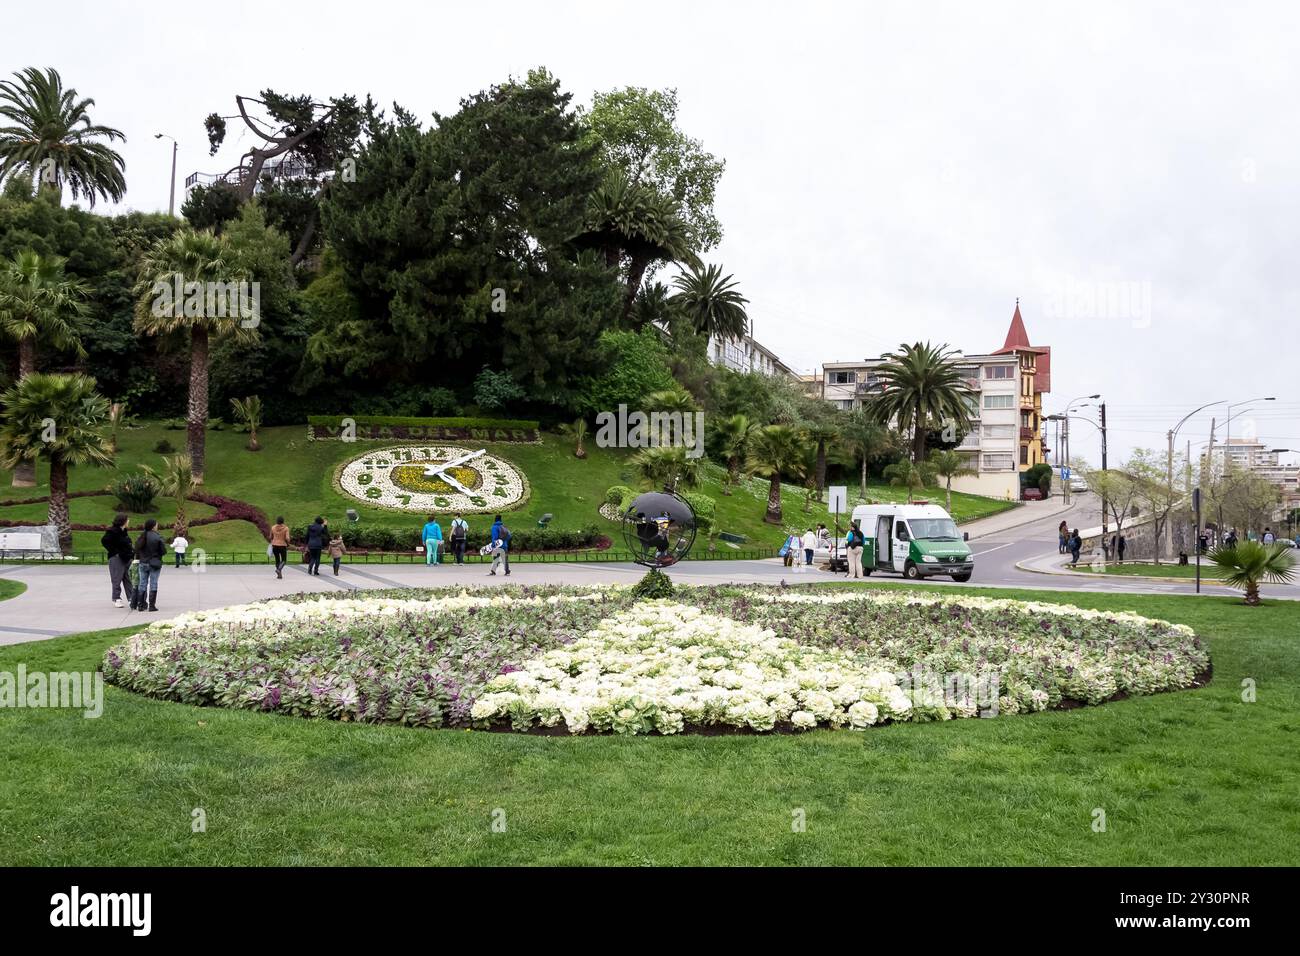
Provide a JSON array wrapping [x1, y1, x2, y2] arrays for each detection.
[[229, 395, 263, 451], [883, 458, 936, 504], [0, 250, 90, 486], [630, 445, 699, 493], [670, 263, 749, 342], [746, 424, 808, 524], [0, 372, 113, 549], [576, 171, 699, 322], [713, 413, 757, 495], [842, 411, 895, 503], [107, 401, 127, 454], [928, 449, 977, 513], [802, 420, 840, 501], [557, 417, 588, 459], [146, 453, 197, 536], [868, 341, 974, 464], [1208, 541, 1296, 606], [0, 67, 126, 207], [133, 228, 257, 483]]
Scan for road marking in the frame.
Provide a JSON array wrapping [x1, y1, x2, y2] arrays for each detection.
[[972, 541, 1018, 557]]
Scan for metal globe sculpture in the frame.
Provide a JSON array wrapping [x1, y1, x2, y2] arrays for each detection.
[[620, 490, 697, 568]]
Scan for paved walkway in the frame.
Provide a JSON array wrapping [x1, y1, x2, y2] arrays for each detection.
[[961, 495, 1078, 540]]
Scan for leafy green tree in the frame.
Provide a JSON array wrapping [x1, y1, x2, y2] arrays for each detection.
[[0, 372, 113, 548], [0, 68, 125, 207], [712, 413, 758, 495], [746, 424, 808, 524], [801, 417, 841, 501], [883, 458, 936, 503], [841, 411, 896, 502], [229, 395, 262, 450], [473, 367, 526, 411], [575, 328, 676, 416], [868, 341, 974, 463], [133, 228, 257, 482], [581, 86, 726, 251], [929, 449, 977, 512], [322, 71, 621, 402], [181, 182, 242, 233], [575, 170, 698, 322], [670, 263, 748, 342], [146, 453, 197, 536], [1209, 541, 1296, 606], [631, 444, 699, 493]]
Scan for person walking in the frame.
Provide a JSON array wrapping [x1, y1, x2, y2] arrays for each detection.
[[421, 514, 443, 566], [171, 531, 189, 568], [101, 513, 135, 609], [269, 516, 290, 578], [801, 527, 817, 567], [328, 531, 346, 576], [488, 514, 511, 576], [1262, 527, 1276, 545], [305, 517, 327, 575], [1068, 528, 1082, 566], [781, 533, 798, 568], [134, 518, 166, 612], [846, 519, 866, 579], [449, 513, 469, 565], [1225, 529, 1238, 549], [1116, 533, 1126, 563]]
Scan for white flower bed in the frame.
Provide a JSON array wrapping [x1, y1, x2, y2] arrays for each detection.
[[335, 445, 527, 513], [471, 603, 912, 734]]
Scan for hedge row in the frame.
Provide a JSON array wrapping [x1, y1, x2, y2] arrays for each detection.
[[306, 415, 539, 430], [287, 523, 606, 553]]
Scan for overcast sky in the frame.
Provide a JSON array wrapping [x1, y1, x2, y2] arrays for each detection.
[[9, 0, 1299, 466]]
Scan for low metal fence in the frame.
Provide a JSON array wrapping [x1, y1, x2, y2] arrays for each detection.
[[1, 546, 779, 566]]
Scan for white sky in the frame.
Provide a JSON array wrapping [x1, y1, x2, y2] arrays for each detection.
[[9, 0, 1300, 466]]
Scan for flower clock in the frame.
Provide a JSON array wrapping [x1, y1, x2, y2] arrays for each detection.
[[336, 445, 527, 513]]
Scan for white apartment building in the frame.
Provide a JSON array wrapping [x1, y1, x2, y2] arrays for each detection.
[[707, 325, 793, 377], [1207, 438, 1300, 508]]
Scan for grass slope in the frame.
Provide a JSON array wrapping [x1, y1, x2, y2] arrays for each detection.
[[0, 578, 25, 601], [1, 584, 1296, 866], [0, 422, 1018, 555]]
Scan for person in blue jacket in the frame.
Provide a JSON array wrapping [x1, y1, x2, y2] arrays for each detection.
[[488, 514, 511, 576], [422, 514, 443, 565]]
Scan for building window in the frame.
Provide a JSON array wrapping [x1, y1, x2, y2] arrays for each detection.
[[982, 453, 1014, 470], [985, 365, 1016, 379], [983, 424, 1014, 439], [829, 370, 857, 385], [839, 400, 854, 411], [1020, 445, 1030, 465], [984, 394, 1014, 409]]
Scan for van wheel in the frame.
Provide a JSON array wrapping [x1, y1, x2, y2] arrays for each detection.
[[951, 572, 972, 582], [862, 568, 873, 576], [904, 561, 921, 580]]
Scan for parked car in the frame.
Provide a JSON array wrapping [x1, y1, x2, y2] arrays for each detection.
[[1069, 477, 1089, 493]]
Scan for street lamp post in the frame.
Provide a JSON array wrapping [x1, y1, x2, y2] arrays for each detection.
[[1168, 400, 1227, 561], [155, 133, 178, 217], [1224, 396, 1275, 459]]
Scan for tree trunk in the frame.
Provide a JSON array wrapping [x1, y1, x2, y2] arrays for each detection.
[[860, 457, 868, 502], [49, 459, 71, 551], [289, 205, 319, 266], [764, 475, 782, 524], [815, 440, 827, 498], [622, 254, 651, 323], [946, 479, 953, 513], [174, 497, 188, 537], [1245, 581, 1260, 606], [187, 326, 210, 483], [11, 338, 38, 487], [912, 412, 927, 463]]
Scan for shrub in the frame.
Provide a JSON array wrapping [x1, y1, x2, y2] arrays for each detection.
[[681, 492, 716, 535], [472, 367, 526, 411], [289, 522, 605, 552], [111, 471, 162, 513], [629, 569, 675, 599], [606, 485, 634, 508], [152, 438, 176, 454], [162, 418, 186, 430]]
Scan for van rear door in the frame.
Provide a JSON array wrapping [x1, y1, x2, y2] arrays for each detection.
[[875, 515, 893, 570]]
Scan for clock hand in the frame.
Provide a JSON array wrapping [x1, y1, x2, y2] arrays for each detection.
[[422, 448, 484, 476], [434, 470, 475, 495]]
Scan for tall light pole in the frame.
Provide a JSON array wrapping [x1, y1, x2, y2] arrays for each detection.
[[1168, 400, 1227, 559], [1055, 393, 1100, 505], [155, 133, 178, 217], [1225, 395, 1275, 458]]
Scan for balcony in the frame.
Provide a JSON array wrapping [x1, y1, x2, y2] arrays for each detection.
[[1020, 426, 1036, 440]]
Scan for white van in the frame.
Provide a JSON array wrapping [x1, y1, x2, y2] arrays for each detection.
[[848, 502, 973, 581]]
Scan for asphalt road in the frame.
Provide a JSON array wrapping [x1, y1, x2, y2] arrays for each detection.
[[1, 491, 1292, 644]]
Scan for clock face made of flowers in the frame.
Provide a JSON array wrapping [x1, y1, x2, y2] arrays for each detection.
[[337, 445, 527, 513]]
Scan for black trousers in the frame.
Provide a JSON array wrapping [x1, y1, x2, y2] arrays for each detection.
[[452, 539, 466, 564], [308, 547, 322, 573], [272, 545, 287, 570]]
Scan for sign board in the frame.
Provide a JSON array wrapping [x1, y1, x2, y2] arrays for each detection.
[[0, 531, 42, 551], [1061, 468, 1071, 481], [827, 486, 848, 514]]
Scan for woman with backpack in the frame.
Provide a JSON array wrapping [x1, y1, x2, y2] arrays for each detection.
[[134, 518, 166, 611], [1068, 528, 1083, 566]]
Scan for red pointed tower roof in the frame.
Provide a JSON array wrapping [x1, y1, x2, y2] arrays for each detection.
[[994, 298, 1051, 393]]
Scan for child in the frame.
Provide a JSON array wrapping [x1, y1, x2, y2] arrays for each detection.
[[171, 531, 189, 568], [328, 533, 346, 576]]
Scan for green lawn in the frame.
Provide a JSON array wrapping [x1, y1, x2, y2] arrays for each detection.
[[0, 578, 25, 601], [1, 583, 1296, 865], [0, 422, 1018, 556]]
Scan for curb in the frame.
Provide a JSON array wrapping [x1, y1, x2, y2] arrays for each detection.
[[1015, 555, 1223, 585]]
